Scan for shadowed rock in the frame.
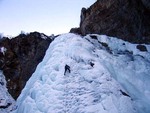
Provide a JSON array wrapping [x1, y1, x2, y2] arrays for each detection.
[[71, 0, 150, 44], [0, 32, 52, 99]]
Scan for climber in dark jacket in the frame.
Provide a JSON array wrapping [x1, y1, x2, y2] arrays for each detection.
[[64, 64, 71, 75]]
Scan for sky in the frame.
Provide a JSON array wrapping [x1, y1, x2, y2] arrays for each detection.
[[0, 0, 95, 37]]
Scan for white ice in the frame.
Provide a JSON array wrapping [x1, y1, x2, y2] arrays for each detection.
[[0, 71, 16, 113], [13, 33, 150, 113]]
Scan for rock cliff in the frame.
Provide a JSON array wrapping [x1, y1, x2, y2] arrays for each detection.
[[70, 0, 150, 43], [0, 32, 52, 99]]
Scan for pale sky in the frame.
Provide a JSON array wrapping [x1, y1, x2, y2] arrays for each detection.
[[0, 0, 95, 36]]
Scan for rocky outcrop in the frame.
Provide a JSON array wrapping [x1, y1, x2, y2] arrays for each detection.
[[0, 32, 52, 99], [141, 0, 150, 9], [71, 0, 150, 43]]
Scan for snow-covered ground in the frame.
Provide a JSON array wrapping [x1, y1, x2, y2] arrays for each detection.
[[13, 33, 150, 113], [0, 71, 16, 113]]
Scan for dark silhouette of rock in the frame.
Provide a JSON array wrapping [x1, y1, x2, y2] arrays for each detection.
[[136, 44, 147, 51], [70, 28, 81, 35], [90, 62, 94, 67], [0, 32, 52, 99], [141, 0, 150, 9], [120, 90, 130, 97], [71, 0, 150, 44]]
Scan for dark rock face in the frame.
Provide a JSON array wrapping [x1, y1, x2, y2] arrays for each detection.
[[0, 32, 52, 99], [136, 44, 147, 51], [72, 0, 150, 43], [141, 0, 150, 9], [70, 28, 81, 35]]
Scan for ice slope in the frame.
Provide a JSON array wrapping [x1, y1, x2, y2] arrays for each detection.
[[84, 34, 150, 113], [13, 33, 150, 113], [0, 71, 16, 113]]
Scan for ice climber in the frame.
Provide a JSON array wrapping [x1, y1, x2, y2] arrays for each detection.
[[64, 64, 71, 75]]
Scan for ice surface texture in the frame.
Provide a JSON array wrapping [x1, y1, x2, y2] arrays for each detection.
[[13, 33, 150, 113]]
